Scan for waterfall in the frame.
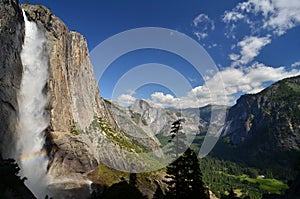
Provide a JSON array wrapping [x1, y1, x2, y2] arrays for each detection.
[[16, 10, 50, 198]]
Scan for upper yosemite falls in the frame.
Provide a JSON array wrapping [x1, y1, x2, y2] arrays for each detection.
[[16, 10, 49, 197], [0, 1, 109, 198], [0, 0, 300, 199]]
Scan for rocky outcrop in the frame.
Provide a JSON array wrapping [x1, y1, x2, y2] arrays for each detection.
[[109, 99, 211, 147], [213, 75, 300, 174], [21, 4, 116, 133], [13, 3, 120, 196], [222, 75, 300, 150], [0, 0, 24, 158], [19, 4, 102, 183], [19, 3, 164, 194], [107, 100, 162, 153], [0, 1, 163, 197]]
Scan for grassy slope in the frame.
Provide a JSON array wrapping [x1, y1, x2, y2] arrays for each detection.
[[224, 173, 288, 195]]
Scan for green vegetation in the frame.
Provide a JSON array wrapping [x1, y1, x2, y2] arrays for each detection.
[[101, 180, 146, 199], [198, 156, 289, 198], [164, 119, 209, 199], [237, 175, 288, 194], [155, 134, 170, 147], [94, 163, 128, 187], [90, 163, 165, 198], [166, 110, 172, 116], [156, 132, 290, 198], [141, 118, 148, 126], [90, 115, 148, 153], [175, 112, 181, 117], [70, 120, 82, 135], [130, 111, 148, 126]]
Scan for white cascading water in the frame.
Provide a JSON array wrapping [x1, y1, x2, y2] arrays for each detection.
[[16, 10, 50, 198]]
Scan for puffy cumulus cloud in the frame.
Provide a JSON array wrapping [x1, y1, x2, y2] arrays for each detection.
[[116, 64, 300, 108], [117, 94, 136, 107], [292, 61, 300, 67], [233, 36, 271, 65], [224, 0, 300, 36], [223, 0, 300, 66], [192, 13, 215, 40], [262, 0, 300, 36], [150, 92, 178, 108], [219, 62, 300, 95]]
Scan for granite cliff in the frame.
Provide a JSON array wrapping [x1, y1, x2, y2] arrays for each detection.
[[221, 75, 300, 149], [0, 1, 155, 198], [0, 0, 24, 159], [212, 75, 300, 176]]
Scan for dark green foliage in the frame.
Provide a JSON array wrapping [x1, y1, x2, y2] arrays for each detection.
[[198, 156, 288, 198], [220, 189, 241, 199], [165, 148, 209, 199], [129, 173, 137, 187], [153, 184, 165, 199], [165, 119, 186, 198], [165, 119, 209, 199], [0, 158, 35, 199], [101, 180, 146, 199], [282, 157, 300, 198], [212, 75, 300, 182], [90, 115, 149, 153], [167, 119, 187, 159], [70, 120, 82, 135]]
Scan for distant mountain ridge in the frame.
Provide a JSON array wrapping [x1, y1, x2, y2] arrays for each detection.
[[108, 99, 225, 138], [110, 75, 300, 179], [221, 75, 300, 149], [212, 75, 300, 178]]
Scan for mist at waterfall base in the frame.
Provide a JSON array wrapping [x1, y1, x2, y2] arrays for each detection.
[[16, 11, 50, 198]]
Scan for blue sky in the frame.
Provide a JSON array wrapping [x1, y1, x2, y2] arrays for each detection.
[[21, 0, 300, 108]]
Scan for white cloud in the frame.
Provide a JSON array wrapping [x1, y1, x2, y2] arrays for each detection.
[[223, 11, 245, 23], [193, 14, 214, 28], [229, 54, 240, 61], [263, 0, 300, 36], [208, 43, 218, 49], [224, 0, 300, 36], [193, 13, 215, 40], [292, 61, 300, 67], [233, 36, 271, 65], [116, 63, 300, 108], [117, 94, 136, 107], [194, 32, 208, 40], [222, 0, 300, 67]]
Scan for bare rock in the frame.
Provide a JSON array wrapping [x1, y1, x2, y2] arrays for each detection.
[[0, 0, 24, 158]]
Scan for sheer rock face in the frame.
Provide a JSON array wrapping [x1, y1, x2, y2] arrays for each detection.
[[19, 4, 115, 182], [0, 0, 24, 158], [21, 4, 115, 132], [222, 76, 300, 150]]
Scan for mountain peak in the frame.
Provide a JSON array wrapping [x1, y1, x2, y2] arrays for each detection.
[[130, 99, 152, 110]]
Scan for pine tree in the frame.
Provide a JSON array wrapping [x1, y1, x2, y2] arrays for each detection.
[[153, 184, 165, 199], [165, 119, 187, 198], [181, 148, 209, 198], [129, 173, 137, 187], [167, 119, 187, 159], [164, 119, 209, 199]]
